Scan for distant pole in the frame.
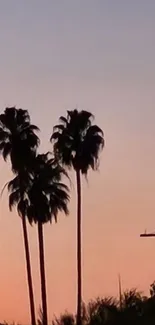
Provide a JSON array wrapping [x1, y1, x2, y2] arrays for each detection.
[[118, 274, 122, 310]]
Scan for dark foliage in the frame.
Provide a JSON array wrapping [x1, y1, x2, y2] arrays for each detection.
[[7, 152, 70, 225], [51, 109, 104, 174], [52, 285, 155, 325], [0, 107, 39, 172]]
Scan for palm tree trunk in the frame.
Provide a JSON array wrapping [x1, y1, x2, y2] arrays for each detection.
[[76, 169, 82, 325], [22, 216, 36, 325], [38, 222, 48, 325]]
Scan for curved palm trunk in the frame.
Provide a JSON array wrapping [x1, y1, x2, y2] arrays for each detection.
[[22, 216, 36, 325], [38, 222, 48, 325], [76, 169, 82, 325]]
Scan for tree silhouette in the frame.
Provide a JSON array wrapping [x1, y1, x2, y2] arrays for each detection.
[[0, 107, 39, 325], [150, 281, 155, 297], [7, 152, 70, 325], [51, 109, 104, 325], [52, 313, 75, 325], [52, 284, 155, 325], [85, 297, 119, 325], [0, 107, 39, 172]]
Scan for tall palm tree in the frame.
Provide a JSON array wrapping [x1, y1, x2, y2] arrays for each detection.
[[7, 152, 70, 325], [0, 107, 39, 325], [51, 109, 104, 325], [28, 153, 70, 325]]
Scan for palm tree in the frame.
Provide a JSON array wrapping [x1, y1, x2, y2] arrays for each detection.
[[7, 152, 70, 325], [28, 153, 70, 325], [0, 107, 39, 325], [51, 109, 104, 325]]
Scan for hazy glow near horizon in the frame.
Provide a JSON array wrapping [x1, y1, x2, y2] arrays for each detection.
[[0, 1, 155, 323]]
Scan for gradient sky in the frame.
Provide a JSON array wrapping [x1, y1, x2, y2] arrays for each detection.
[[0, 1, 155, 323]]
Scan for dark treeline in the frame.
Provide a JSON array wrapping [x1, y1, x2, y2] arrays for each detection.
[[2, 283, 155, 325], [51, 281, 155, 325]]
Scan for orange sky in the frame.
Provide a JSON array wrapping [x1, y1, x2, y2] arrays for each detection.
[[0, 1, 155, 324]]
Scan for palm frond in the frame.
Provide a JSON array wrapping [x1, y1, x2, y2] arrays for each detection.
[[17, 199, 28, 218], [17, 108, 30, 126], [86, 125, 104, 137], [0, 129, 9, 141], [59, 116, 68, 125], [9, 190, 21, 211], [53, 124, 65, 133], [0, 181, 9, 198], [7, 175, 20, 192], [27, 204, 36, 224], [2, 142, 11, 161], [50, 131, 62, 141], [23, 124, 40, 132]]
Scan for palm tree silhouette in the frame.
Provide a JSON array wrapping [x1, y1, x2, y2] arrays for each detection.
[[8, 152, 70, 325], [27, 153, 70, 325], [51, 109, 104, 325], [0, 107, 39, 325]]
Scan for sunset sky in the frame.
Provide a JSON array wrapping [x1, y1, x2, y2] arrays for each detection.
[[0, 1, 155, 323]]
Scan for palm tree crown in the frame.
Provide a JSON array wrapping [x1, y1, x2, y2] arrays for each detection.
[[51, 109, 104, 174], [0, 107, 39, 172], [7, 153, 70, 225]]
